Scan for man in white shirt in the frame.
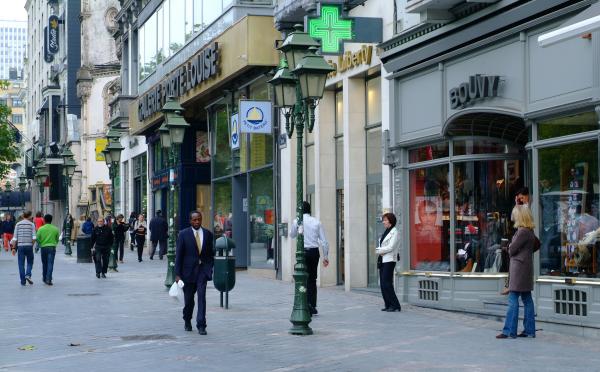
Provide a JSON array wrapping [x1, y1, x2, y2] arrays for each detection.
[[290, 202, 329, 315]]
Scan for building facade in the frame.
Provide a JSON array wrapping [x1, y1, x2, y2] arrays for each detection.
[[380, 0, 600, 336], [0, 20, 27, 81], [115, 0, 279, 271], [24, 0, 81, 225]]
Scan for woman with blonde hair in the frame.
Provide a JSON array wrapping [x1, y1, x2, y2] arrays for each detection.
[[497, 205, 536, 339]]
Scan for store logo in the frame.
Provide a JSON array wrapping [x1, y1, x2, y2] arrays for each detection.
[[240, 100, 272, 134], [449, 75, 501, 110]]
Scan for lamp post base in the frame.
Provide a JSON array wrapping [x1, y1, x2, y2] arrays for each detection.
[[289, 270, 312, 335], [164, 250, 175, 287]]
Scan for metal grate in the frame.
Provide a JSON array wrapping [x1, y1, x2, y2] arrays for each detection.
[[418, 280, 439, 301], [554, 288, 588, 316]]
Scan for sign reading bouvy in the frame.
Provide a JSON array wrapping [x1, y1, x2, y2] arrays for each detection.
[[449, 75, 501, 110], [138, 42, 220, 121]]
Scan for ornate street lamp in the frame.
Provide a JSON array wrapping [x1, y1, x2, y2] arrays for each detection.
[[34, 160, 49, 213], [61, 146, 77, 256], [5, 180, 12, 192], [103, 136, 124, 272], [162, 96, 190, 288], [268, 25, 334, 336]]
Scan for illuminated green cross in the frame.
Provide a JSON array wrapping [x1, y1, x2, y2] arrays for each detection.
[[308, 5, 354, 54]]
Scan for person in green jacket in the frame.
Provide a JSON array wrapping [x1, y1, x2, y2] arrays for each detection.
[[36, 214, 60, 286]]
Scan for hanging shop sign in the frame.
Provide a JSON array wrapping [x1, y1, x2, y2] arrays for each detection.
[[138, 42, 220, 121], [48, 15, 59, 54], [240, 100, 272, 134], [306, 3, 382, 55], [43, 26, 54, 63], [230, 113, 240, 149], [449, 75, 501, 110], [327, 45, 373, 78]]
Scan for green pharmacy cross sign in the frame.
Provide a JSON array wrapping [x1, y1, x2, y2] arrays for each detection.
[[308, 5, 354, 55], [306, 3, 383, 56]]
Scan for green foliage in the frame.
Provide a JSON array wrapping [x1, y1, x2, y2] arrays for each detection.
[[0, 80, 19, 179]]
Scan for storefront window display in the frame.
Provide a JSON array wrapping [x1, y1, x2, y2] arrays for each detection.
[[213, 179, 232, 239], [250, 168, 275, 268], [538, 140, 599, 278], [410, 164, 450, 271], [408, 141, 523, 272], [538, 112, 598, 141], [453, 160, 521, 273], [213, 106, 231, 178]]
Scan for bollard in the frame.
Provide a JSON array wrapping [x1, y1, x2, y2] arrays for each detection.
[[213, 236, 236, 309]]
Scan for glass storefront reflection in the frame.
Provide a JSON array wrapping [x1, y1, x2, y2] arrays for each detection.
[[539, 141, 599, 277], [250, 169, 275, 268]]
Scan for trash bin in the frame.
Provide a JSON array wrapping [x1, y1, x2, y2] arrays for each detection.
[[76, 234, 93, 263], [213, 236, 236, 309]]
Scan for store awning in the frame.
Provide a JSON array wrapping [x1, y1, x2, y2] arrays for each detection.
[[538, 1, 600, 47], [443, 111, 527, 145]]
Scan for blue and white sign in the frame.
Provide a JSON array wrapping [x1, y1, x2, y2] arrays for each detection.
[[240, 100, 272, 134], [230, 113, 240, 149]]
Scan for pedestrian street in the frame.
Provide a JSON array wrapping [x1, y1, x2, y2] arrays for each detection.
[[1, 247, 599, 372]]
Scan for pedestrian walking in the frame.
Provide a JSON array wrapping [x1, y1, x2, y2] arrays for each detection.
[[175, 210, 214, 335], [36, 214, 60, 285], [497, 205, 537, 339], [62, 214, 73, 250], [72, 215, 85, 244], [149, 210, 168, 260], [289, 201, 329, 315], [3, 213, 15, 252], [81, 217, 94, 235], [34, 212, 45, 230], [0, 214, 5, 251], [114, 214, 129, 263], [376, 213, 402, 312], [91, 217, 114, 278], [134, 214, 147, 262], [128, 212, 137, 251], [10, 211, 37, 286]]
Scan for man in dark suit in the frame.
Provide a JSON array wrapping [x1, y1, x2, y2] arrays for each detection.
[[149, 210, 168, 260], [175, 210, 214, 335]]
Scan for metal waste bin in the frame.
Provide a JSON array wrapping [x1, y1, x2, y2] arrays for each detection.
[[76, 234, 93, 263], [213, 236, 236, 309]]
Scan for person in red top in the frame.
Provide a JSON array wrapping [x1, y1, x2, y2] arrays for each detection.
[[34, 212, 45, 230]]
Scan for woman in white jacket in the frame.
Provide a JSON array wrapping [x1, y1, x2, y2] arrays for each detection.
[[376, 213, 401, 312]]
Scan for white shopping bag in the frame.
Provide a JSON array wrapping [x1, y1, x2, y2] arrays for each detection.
[[169, 280, 184, 302]]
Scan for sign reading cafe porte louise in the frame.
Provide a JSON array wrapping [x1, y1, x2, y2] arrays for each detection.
[[138, 42, 220, 121]]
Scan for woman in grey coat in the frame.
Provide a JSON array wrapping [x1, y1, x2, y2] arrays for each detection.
[[497, 205, 536, 339]]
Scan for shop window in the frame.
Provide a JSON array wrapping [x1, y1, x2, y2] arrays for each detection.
[[538, 112, 598, 141], [336, 138, 343, 183], [367, 183, 383, 287], [366, 128, 382, 176], [213, 106, 232, 178], [409, 142, 449, 164], [335, 90, 343, 135], [366, 76, 381, 125], [213, 179, 232, 239], [169, 0, 185, 54], [185, 0, 194, 41], [454, 160, 520, 273], [538, 140, 599, 278], [454, 140, 519, 156], [250, 134, 272, 169], [409, 165, 450, 271], [250, 169, 274, 268]]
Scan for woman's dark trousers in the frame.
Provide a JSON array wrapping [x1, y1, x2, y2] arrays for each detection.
[[380, 261, 401, 310]]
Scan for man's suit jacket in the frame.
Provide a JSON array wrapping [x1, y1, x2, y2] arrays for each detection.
[[174, 227, 214, 284]]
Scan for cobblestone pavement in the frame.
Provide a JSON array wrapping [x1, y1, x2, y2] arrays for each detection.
[[1, 246, 599, 372]]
